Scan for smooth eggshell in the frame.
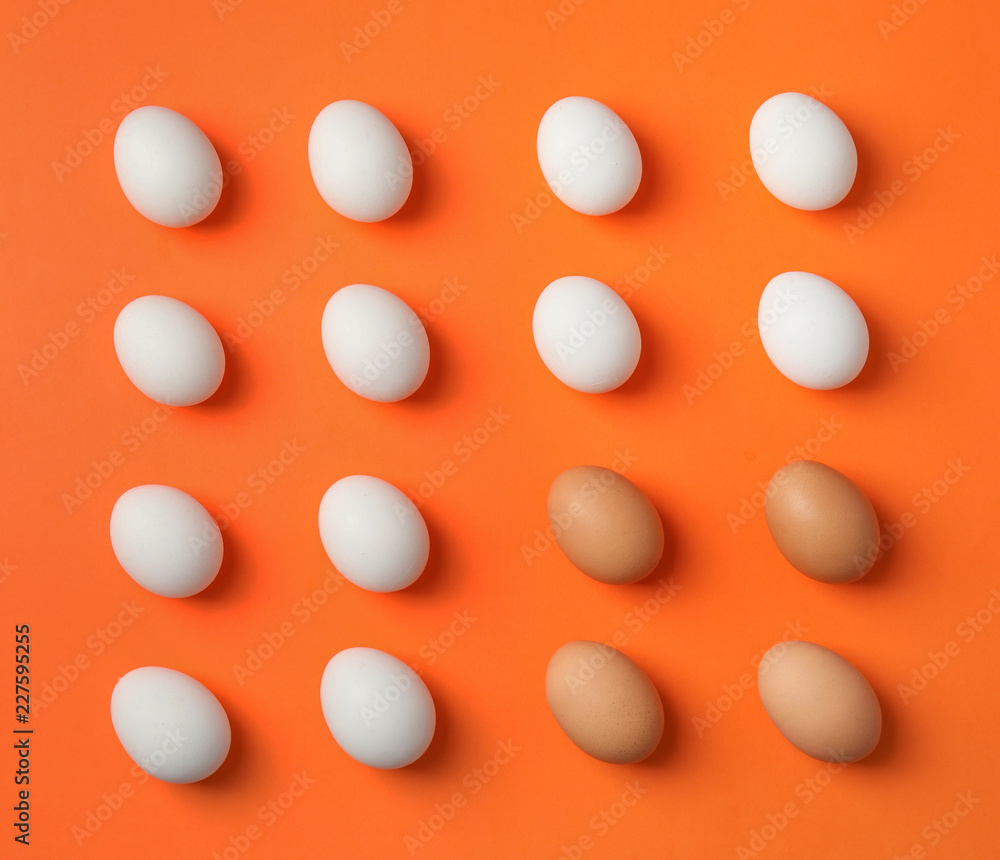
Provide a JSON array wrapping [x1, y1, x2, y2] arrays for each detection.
[[758, 271, 869, 390], [537, 97, 642, 215], [308, 100, 412, 222], [757, 640, 882, 763], [114, 295, 225, 406], [321, 284, 430, 402], [548, 466, 663, 584], [318, 475, 429, 592], [110, 666, 231, 783], [110, 484, 223, 597], [532, 276, 641, 393], [765, 460, 880, 583], [320, 647, 435, 769], [545, 641, 663, 763], [114, 106, 223, 227], [749, 92, 857, 210]]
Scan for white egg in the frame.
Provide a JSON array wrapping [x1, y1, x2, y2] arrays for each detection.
[[758, 271, 869, 390], [536, 96, 642, 216], [320, 647, 435, 769], [319, 476, 428, 593], [532, 276, 641, 393], [114, 295, 225, 406], [321, 284, 429, 402], [110, 485, 222, 598], [110, 667, 231, 783], [308, 100, 412, 222], [114, 106, 223, 227], [749, 92, 857, 210]]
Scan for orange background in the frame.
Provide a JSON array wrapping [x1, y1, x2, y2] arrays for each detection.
[[3, 0, 999, 857]]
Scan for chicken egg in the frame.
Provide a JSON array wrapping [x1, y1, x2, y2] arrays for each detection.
[[532, 276, 641, 393], [114, 106, 223, 227], [110, 666, 231, 783], [757, 640, 882, 763]]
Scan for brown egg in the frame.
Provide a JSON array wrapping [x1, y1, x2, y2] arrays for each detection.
[[757, 640, 882, 763], [547, 466, 664, 584], [764, 459, 880, 583], [545, 640, 664, 763]]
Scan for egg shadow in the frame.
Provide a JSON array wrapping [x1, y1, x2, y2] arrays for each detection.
[[843, 496, 899, 590], [827, 299, 889, 394], [374, 122, 437, 224], [398, 322, 449, 406], [189, 138, 252, 230], [186, 693, 253, 792], [188, 525, 253, 606], [390, 507, 451, 599], [396, 676, 452, 774], [633, 671, 677, 767], [610, 304, 665, 398], [851, 682, 898, 768], [607, 124, 666, 220], [835, 120, 880, 210], [196, 339, 253, 412]]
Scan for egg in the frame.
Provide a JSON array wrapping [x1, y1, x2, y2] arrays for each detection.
[[110, 666, 231, 783], [757, 640, 882, 763], [318, 475, 429, 592], [547, 466, 663, 584], [536, 96, 642, 215], [308, 100, 412, 222], [320, 647, 435, 769], [113, 106, 223, 227], [758, 271, 869, 390], [110, 484, 223, 597], [765, 460, 880, 583], [749, 92, 857, 210], [545, 641, 663, 763], [114, 295, 225, 406], [532, 276, 641, 393], [321, 284, 430, 402]]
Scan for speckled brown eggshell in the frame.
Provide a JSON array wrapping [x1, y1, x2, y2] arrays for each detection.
[[547, 466, 664, 584], [545, 640, 664, 764], [757, 640, 882, 763], [764, 459, 880, 583]]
